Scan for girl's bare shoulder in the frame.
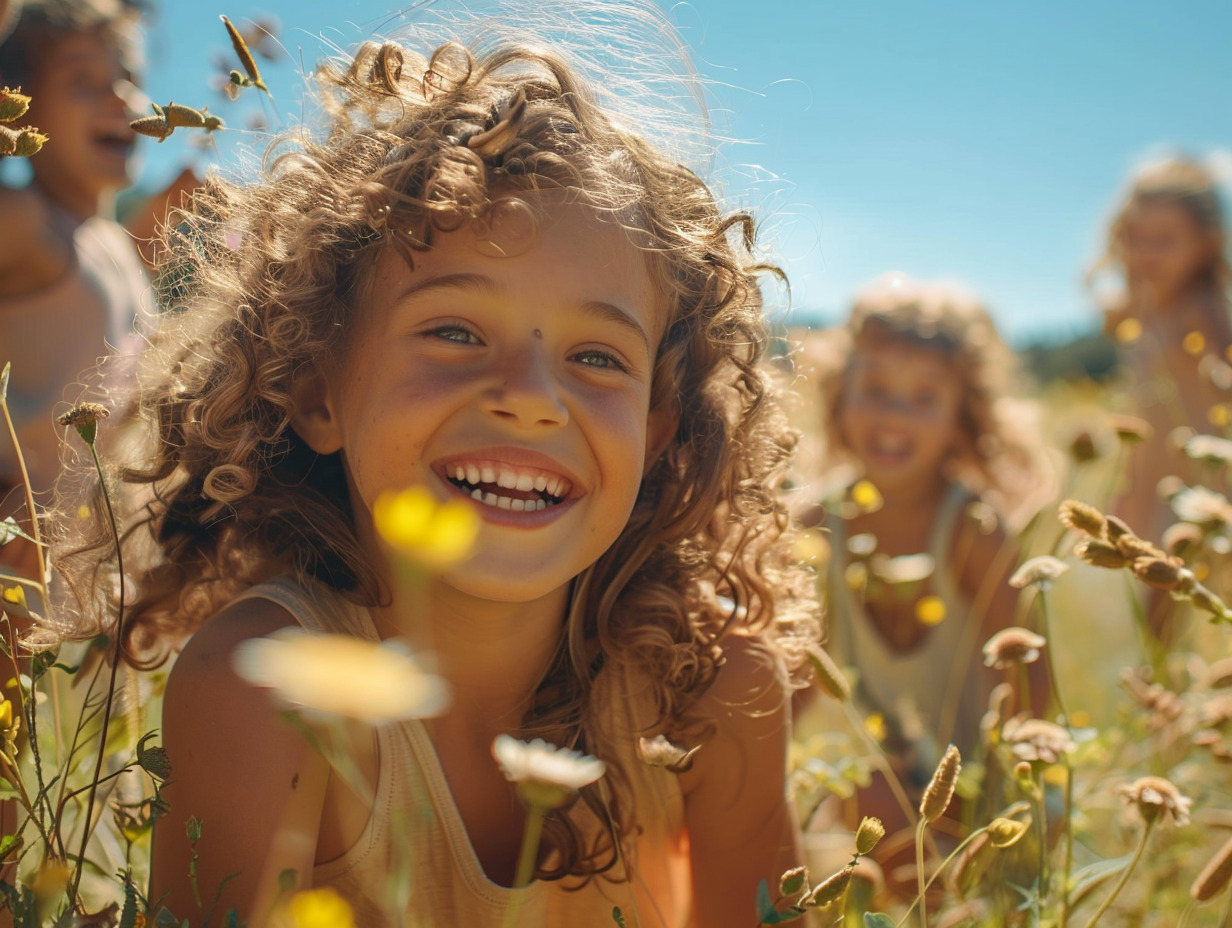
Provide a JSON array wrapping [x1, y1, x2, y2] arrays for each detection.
[[163, 596, 303, 729]]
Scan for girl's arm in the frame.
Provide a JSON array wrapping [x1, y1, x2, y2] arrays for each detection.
[[151, 598, 330, 924], [680, 635, 803, 928]]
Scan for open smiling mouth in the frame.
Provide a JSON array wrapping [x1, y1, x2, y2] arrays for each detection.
[[445, 463, 570, 511]]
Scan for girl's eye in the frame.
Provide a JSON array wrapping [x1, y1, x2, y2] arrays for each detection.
[[573, 348, 629, 372], [424, 324, 480, 345]]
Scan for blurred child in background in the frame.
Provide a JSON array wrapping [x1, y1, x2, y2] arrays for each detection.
[[1095, 157, 1231, 563], [0, 0, 195, 587], [800, 272, 1052, 851]]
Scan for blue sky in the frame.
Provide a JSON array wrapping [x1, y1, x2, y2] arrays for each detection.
[[132, 1, 1232, 346]]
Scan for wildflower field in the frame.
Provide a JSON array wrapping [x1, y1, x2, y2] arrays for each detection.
[[782, 367, 1232, 927]]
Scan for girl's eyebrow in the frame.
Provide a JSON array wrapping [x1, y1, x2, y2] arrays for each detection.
[[392, 272, 650, 351]]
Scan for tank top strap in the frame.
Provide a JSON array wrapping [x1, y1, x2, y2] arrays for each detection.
[[228, 576, 378, 639]]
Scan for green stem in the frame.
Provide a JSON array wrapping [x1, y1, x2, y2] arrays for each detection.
[[915, 819, 927, 928], [0, 392, 48, 599], [1082, 819, 1152, 928], [894, 824, 991, 928], [1059, 761, 1074, 928], [513, 805, 545, 889], [1038, 592, 1069, 726], [1035, 770, 1049, 905], [68, 443, 126, 906]]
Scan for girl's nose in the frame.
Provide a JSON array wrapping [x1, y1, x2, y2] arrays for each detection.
[[481, 348, 569, 429]]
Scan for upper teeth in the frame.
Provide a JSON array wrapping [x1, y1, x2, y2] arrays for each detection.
[[449, 462, 569, 500]]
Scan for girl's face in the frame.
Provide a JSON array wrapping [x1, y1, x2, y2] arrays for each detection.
[[1122, 201, 1220, 307], [838, 341, 964, 497], [25, 29, 138, 216], [295, 194, 674, 606]]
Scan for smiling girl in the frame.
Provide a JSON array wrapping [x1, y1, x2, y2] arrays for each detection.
[[803, 272, 1050, 843], [49, 8, 818, 926], [1096, 157, 1231, 564]]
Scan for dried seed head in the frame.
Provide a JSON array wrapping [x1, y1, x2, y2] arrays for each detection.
[[1205, 657, 1232, 689], [1110, 414, 1153, 444], [56, 402, 110, 446], [1119, 668, 1183, 723], [1068, 429, 1099, 463], [1116, 533, 1164, 560], [987, 816, 1030, 848], [806, 643, 851, 702], [1172, 486, 1232, 528], [1189, 583, 1232, 620], [1192, 836, 1232, 902], [854, 816, 885, 856], [636, 734, 700, 773], [1185, 434, 1232, 468], [221, 15, 267, 92], [1162, 522, 1204, 556], [1003, 717, 1076, 764], [778, 866, 808, 897], [1131, 555, 1187, 590], [920, 744, 961, 823], [804, 867, 853, 908], [0, 87, 31, 122], [1058, 500, 1106, 537], [0, 125, 16, 155], [1075, 538, 1130, 569], [163, 102, 207, 128], [12, 127, 47, 157], [1119, 775, 1191, 826], [130, 114, 172, 141], [983, 627, 1046, 669], [1103, 515, 1134, 542], [1009, 555, 1069, 590]]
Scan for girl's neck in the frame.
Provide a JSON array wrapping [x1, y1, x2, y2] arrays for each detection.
[[870, 473, 949, 512], [371, 580, 568, 734]]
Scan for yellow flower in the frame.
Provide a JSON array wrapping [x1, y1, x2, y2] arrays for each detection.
[[232, 630, 450, 723], [863, 713, 886, 743], [373, 486, 479, 569], [1115, 317, 1142, 343], [284, 887, 356, 928], [794, 529, 829, 566], [915, 595, 946, 626], [1210, 404, 1231, 428], [851, 480, 883, 513], [988, 817, 1030, 848], [1184, 331, 1207, 355], [1, 586, 25, 609]]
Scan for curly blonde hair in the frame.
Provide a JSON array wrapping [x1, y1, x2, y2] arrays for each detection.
[[53, 30, 818, 882], [810, 272, 1053, 529], [1093, 156, 1230, 326]]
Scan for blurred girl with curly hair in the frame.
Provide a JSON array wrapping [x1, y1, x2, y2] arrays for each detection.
[[1095, 156, 1231, 571], [50, 4, 818, 926], [800, 272, 1051, 850]]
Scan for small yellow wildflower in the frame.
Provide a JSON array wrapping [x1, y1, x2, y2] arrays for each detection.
[[1115, 317, 1142, 343], [1183, 331, 1207, 355], [794, 529, 829, 566], [915, 595, 946, 626], [851, 480, 883, 513], [988, 817, 1030, 848], [1, 586, 25, 609], [284, 887, 356, 928], [863, 713, 886, 743], [373, 486, 479, 569], [1210, 404, 1231, 428]]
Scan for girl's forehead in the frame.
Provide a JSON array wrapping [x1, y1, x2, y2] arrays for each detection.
[[848, 340, 959, 379]]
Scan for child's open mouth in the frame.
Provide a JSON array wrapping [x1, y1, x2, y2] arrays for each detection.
[[444, 462, 570, 511]]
